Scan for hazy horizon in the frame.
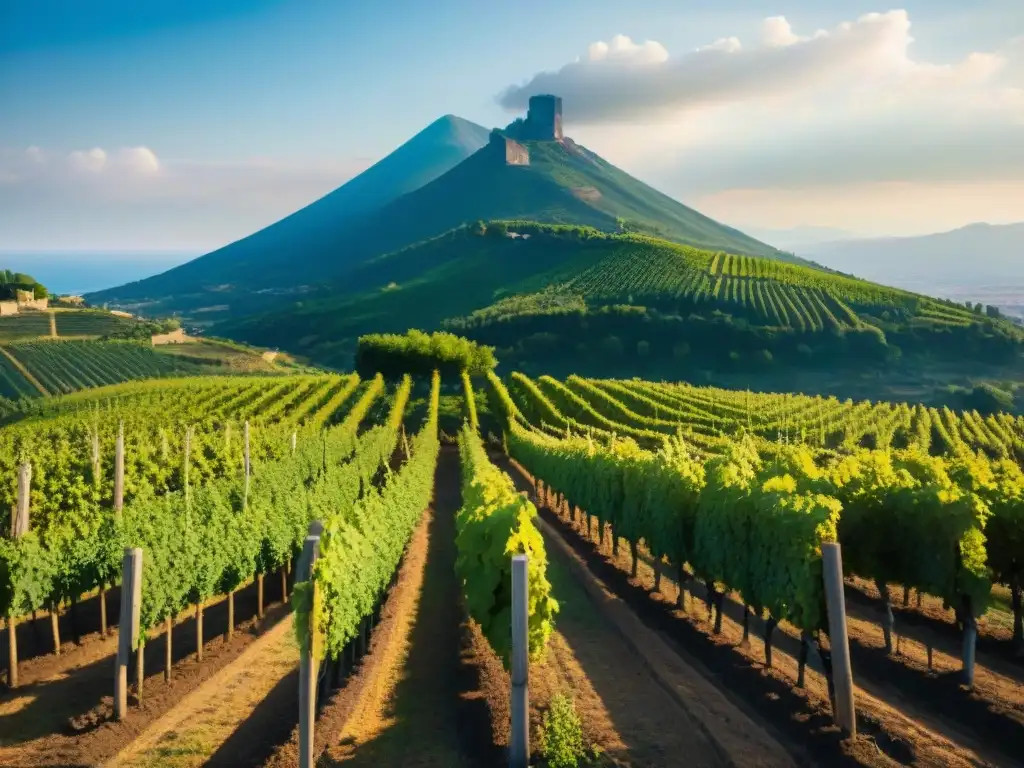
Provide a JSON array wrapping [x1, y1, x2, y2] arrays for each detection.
[[0, 251, 194, 295]]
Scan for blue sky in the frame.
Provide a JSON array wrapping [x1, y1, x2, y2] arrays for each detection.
[[2, 0, 1022, 252]]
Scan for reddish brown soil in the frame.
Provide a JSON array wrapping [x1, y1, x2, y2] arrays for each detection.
[[0, 574, 293, 767], [500, 457, 1016, 768], [265, 446, 502, 768], [843, 576, 1021, 667]]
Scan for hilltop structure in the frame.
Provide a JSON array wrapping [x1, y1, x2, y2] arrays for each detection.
[[524, 94, 563, 140], [490, 94, 567, 165], [488, 130, 530, 166]]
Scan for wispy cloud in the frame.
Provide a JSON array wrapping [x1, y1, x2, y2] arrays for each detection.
[[0, 146, 370, 249], [500, 11, 1024, 204]]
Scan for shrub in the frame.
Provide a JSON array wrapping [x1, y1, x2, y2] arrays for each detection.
[[539, 694, 586, 768]]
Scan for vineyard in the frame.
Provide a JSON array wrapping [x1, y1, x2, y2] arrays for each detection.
[[0, 338, 292, 403], [0, 308, 146, 343], [3, 359, 1024, 767], [2, 340, 204, 395], [450, 232, 1005, 338], [53, 309, 143, 338]]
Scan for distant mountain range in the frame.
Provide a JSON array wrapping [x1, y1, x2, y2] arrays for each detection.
[[744, 226, 861, 252], [85, 110, 782, 317], [795, 222, 1024, 287]]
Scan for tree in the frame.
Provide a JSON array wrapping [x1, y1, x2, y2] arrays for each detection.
[[963, 383, 1015, 415], [356, 330, 498, 379], [600, 336, 624, 357], [487, 221, 508, 238]]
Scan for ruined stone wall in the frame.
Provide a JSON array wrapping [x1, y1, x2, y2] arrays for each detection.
[[488, 130, 530, 165], [504, 137, 530, 165], [17, 297, 48, 311], [0, 301, 19, 316]]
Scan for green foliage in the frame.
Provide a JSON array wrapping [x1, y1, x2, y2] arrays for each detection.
[[539, 693, 587, 768], [961, 383, 1016, 415], [8, 339, 201, 394], [300, 371, 439, 659], [0, 373, 360, 620], [462, 370, 479, 430], [455, 422, 557, 665], [356, 329, 497, 379], [0, 269, 47, 300], [493, 370, 1022, 628]]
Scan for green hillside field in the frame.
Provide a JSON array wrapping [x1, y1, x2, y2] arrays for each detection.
[[220, 223, 1024, 389], [84, 134, 783, 319]]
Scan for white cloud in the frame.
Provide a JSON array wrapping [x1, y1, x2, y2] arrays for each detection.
[[0, 146, 371, 250], [761, 17, 803, 48], [120, 147, 161, 174], [498, 9, 1024, 233], [499, 11, 958, 121], [69, 147, 107, 173]]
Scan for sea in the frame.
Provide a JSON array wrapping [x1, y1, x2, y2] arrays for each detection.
[[0, 252, 196, 296]]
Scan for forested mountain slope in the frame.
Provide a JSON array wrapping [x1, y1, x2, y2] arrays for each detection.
[[220, 223, 1024, 373]]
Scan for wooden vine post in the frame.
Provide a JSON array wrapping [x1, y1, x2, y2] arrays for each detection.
[[510, 554, 529, 768], [115, 547, 142, 720], [165, 616, 173, 682], [114, 421, 125, 515], [184, 426, 204, 661], [227, 420, 253, 640], [91, 428, 101, 484], [6, 462, 31, 688], [297, 531, 321, 768], [822, 542, 856, 737], [97, 429, 106, 634], [243, 419, 251, 506]]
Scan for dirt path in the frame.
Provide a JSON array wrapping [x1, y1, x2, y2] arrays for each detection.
[[489, 451, 791, 768], [0, 576, 290, 767], [104, 617, 299, 768], [534, 523, 776, 767], [842, 576, 1022, 678], [322, 446, 478, 767], [504, 457, 1017, 768]]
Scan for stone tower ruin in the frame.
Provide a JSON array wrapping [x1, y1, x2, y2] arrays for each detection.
[[525, 95, 563, 140]]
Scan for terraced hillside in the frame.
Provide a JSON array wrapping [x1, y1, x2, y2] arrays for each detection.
[[3, 340, 202, 395], [0, 312, 54, 342], [222, 224, 1024, 376], [0, 314, 291, 404], [53, 309, 144, 337]]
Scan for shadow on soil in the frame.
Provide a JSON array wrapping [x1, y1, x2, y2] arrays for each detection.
[[322, 448, 499, 767], [0, 571, 291, 751], [494, 454, 898, 768]]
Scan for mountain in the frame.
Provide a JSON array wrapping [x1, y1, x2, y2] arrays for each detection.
[[798, 222, 1024, 286], [218, 222, 1024, 373], [85, 114, 493, 312], [86, 116, 782, 318]]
